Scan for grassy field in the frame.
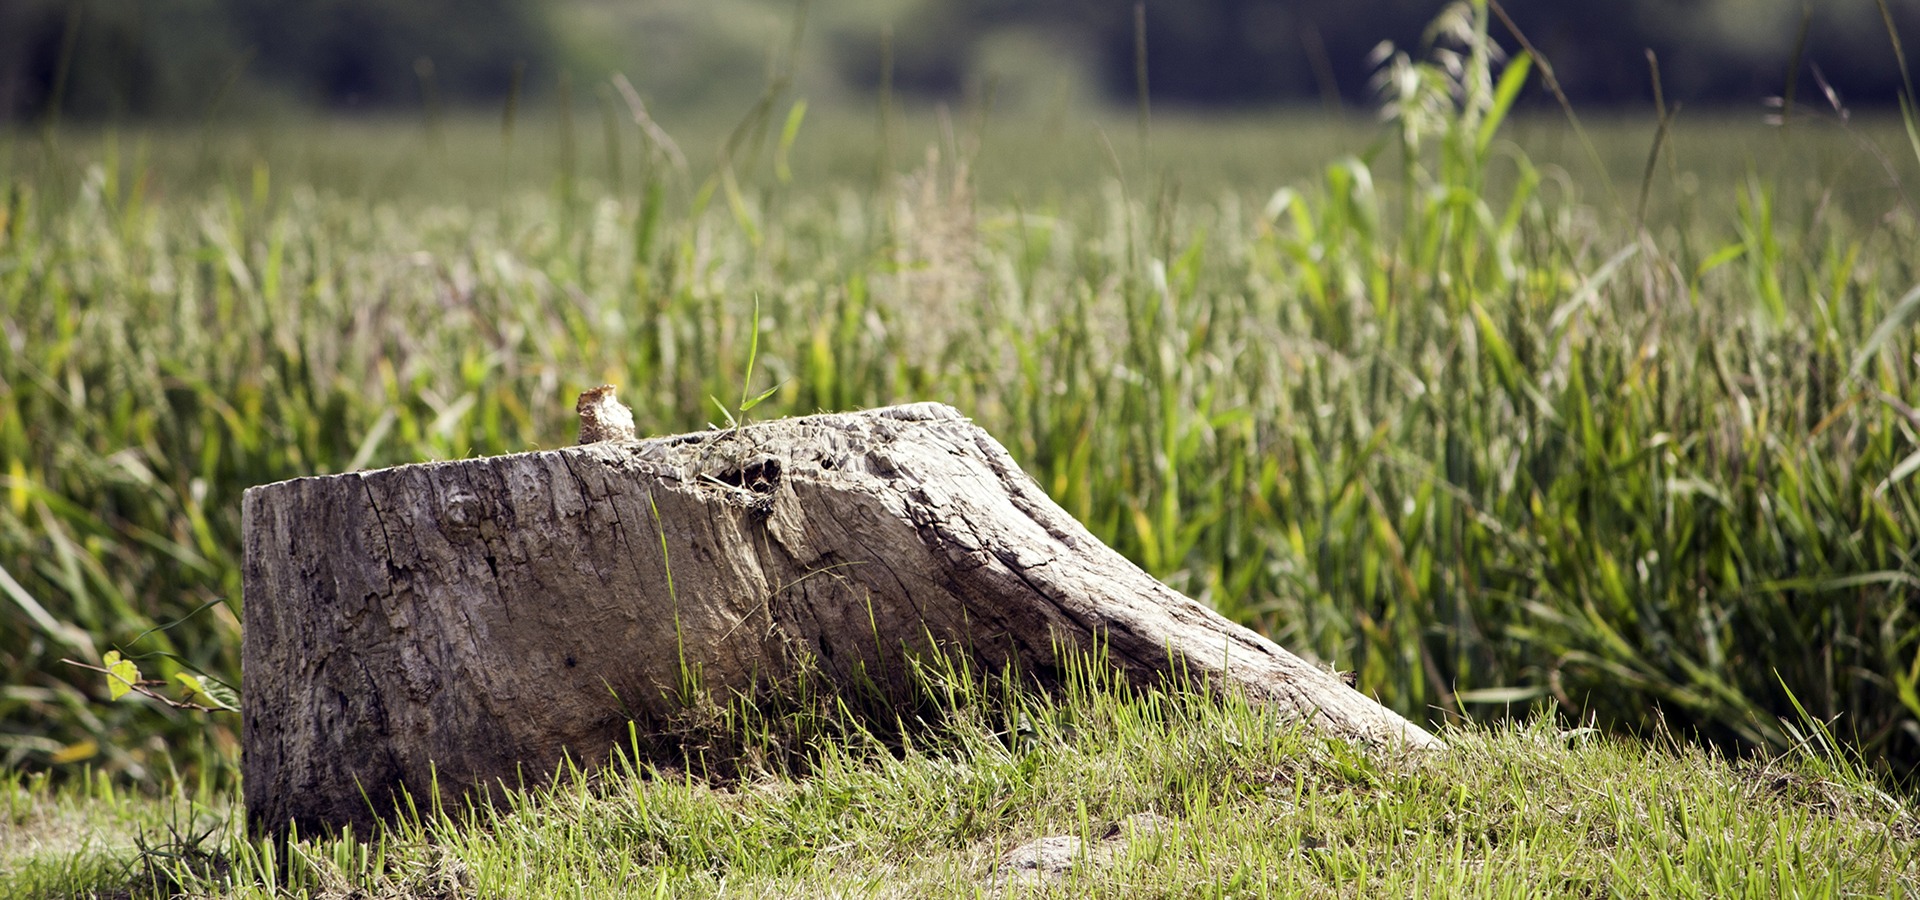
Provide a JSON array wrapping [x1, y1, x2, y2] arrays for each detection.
[[4, 659, 1917, 898], [2, 5, 1920, 893]]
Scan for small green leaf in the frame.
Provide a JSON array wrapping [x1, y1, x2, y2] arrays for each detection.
[[173, 672, 238, 710], [103, 650, 139, 701], [739, 294, 764, 410], [739, 381, 784, 413], [1694, 243, 1746, 280], [708, 396, 739, 429], [1477, 51, 1533, 154], [774, 99, 807, 184], [203, 680, 240, 711]]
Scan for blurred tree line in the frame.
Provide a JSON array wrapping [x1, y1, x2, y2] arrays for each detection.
[[866, 0, 1920, 109], [2, 0, 1916, 123], [0, 0, 552, 120]]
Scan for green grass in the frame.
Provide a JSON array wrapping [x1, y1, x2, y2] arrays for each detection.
[[1, 0, 1918, 812], [2, 659, 1915, 898]]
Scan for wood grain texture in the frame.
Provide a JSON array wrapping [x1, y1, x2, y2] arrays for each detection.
[[243, 402, 1435, 835]]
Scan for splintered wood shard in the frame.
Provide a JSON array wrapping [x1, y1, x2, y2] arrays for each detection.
[[242, 402, 1436, 835]]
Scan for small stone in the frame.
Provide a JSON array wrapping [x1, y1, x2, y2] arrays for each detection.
[[1001, 835, 1083, 876]]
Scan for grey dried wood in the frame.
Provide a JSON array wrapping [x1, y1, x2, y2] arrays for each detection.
[[242, 402, 1435, 835]]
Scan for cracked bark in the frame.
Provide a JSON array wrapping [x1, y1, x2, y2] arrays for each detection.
[[242, 402, 1437, 836]]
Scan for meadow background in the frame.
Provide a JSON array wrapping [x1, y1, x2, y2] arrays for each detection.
[[2, 0, 1919, 803]]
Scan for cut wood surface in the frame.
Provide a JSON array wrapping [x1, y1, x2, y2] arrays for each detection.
[[242, 401, 1436, 835]]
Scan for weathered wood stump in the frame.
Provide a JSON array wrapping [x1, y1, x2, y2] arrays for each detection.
[[243, 401, 1435, 835]]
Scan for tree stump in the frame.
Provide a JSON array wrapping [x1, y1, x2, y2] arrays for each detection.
[[243, 401, 1435, 835]]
